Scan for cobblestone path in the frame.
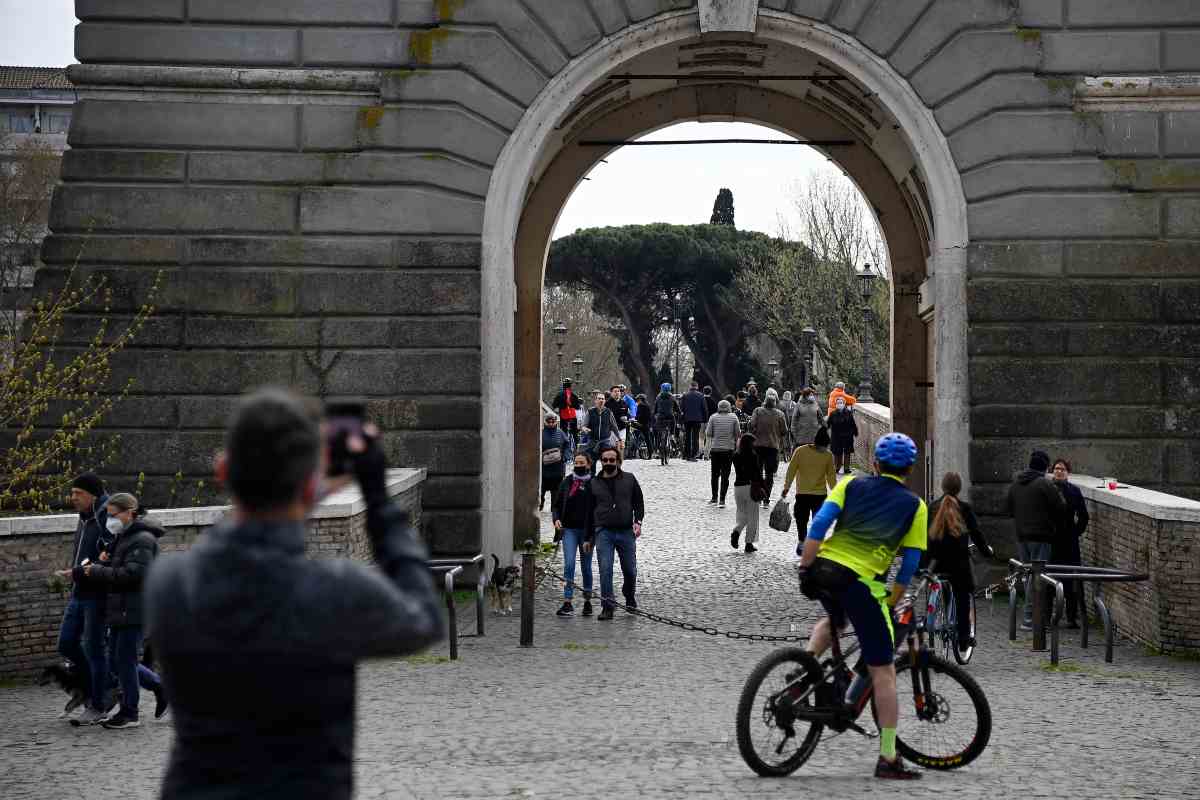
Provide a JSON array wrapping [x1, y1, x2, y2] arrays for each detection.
[[3, 458, 1200, 799]]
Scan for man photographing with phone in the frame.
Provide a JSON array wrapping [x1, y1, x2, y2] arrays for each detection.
[[145, 388, 444, 799]]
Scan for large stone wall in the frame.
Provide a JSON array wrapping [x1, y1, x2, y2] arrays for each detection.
[[44, 1, 1200, 559], [0, 469, 423, 682], [1074, 475, 1200, 654], [851, 402, 891, 477]]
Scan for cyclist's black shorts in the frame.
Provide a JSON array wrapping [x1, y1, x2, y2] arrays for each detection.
[[811, 557, 895, 667]]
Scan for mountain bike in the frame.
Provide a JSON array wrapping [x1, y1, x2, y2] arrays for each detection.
[[923, 574, 975, 665], [735, 567, 992, 776], [655, 420, 674, 466]]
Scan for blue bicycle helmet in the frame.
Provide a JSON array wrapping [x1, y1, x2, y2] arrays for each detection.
[[874, 432, 918, 469], [660, 383, 672, 392]]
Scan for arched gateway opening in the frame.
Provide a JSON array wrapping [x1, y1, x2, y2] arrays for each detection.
[[480, 8, 969, 556]]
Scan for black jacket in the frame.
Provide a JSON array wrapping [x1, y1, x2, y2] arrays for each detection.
[[584, 406, 618, 450], [145, 502, 443, 800], [704, 393, 718, 419], [682, 389, 707, 423], [605, 396, 628, 429], [733, 448, 760, 487], [653, 391, 676, 421], [923, 498, 990, 581], [1005, 469, 1068, 543], [69, 496, 111, 599], [1057, 480, 1089, 539], [585, 470, 644, 541], [827, 408, 858, 441], [553, 474, 593, 531], [78, 517, 163, 627]]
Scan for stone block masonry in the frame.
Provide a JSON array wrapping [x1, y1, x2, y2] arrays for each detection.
[[0, 469, 423, 682]]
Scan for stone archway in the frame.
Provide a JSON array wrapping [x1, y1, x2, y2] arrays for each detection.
[[480, 8, 969, 554]]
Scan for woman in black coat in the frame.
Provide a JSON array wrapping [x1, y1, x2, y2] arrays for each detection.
[[731, 433, 761, 554], [77, 493, 167, 726], [923, 473, 994, 651], [826, 397, 858, 475]]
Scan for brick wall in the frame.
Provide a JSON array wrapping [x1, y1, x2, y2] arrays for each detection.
[[0, 469, 423, 682]]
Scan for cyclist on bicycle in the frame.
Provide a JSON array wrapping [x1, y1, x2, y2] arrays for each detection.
[[796, 432, 927, 780], [652, 383, 678, 453]]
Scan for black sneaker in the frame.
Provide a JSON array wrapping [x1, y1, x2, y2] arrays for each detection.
[[556, 601, 574, 617], [875, 756, 921, 780], [102, 712, 140, 730], [153, 687, 169, 719], [731, 529, 740, 549], [597, 607, 614, 621], [744, 543, 758, 553], [625, 599, 638, 613], [708, 498, 717, 505], [718, 501, 726, 508], [581, 600, 594, 617]]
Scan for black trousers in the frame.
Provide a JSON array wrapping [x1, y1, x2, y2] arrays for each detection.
[[942, 564, 977, 643], [755, 446, 779, 500], [685, 421, 702, 459], [793, 494, 826, 537], [1052, 535, 1083, 622], [710, 450, 734, 502]]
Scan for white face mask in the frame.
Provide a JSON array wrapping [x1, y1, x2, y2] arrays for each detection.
[[105, 517, 124, 535]]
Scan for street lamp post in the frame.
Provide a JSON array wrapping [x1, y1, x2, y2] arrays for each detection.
[[572, 355, 584, 383], [767, 358, 780, 387], [553, 321, 568, 385], [857, 266, 875, 403], [801, 326, 816, 389]]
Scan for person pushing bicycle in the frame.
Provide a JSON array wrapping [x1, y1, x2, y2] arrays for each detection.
[[796, 433, 927, 780]]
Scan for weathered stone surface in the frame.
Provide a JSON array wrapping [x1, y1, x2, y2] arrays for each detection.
[[625, 0, 695, 23], [855, 0, 929, 57], [968, 280, 1161, 322], [828, 0, 873, 32], [1066, 407, 1169, 438], [967, 324, 1070, 357], [1015, 0, 1064, 26], [1163, 362, 1200, 404], [178, 396, 241, 429], [1105, 159, 1200, 192], [77, 22, 298, 65], [300, 187, 484, 235], [1166, 442, 1200, 484], [380, 70, 525, 130], [366, 398, 483, 431], [935, 74, 1073, 135], [185, 318, 321, 349], [422, 476, 483, 509], [1068, 0, 1200, 26], [1041, 31, 1160, 73], [971, 358, 1161, 404], [1164, 112, 1200, 157], [950, 111, 1084, 171], [58, 313, 183, 348], [1099, 113, 1161, 157], [421, 509, 482, 553], [190, 0, 393, 23], [1066, 325, 1200, 358], [302, 28, 409, 66], [1165, 197, 1200, 237], [41, 235, 183, 265], [527, 0, 603, 56], [402, 27, 551, 105], [395, 239, 482, 268], [303, 104, 507, 165], [383, 430, 482, 473], [971, 405, 1065, 438], [187, 237, 394, 267], [71, 100, 298, 150], [61, 150, 186, 182], [586, 0, 629, 34], [53, 185, 297, 234], [782, 0, 837, 18], [1066, 242, 1200, 276], [397, 0, 568, 77], [970, 438, 1164, 485], [294, 270, 480, 315], [1164, 283, 1200, 323], [911, 31, 1039, 103], [40, 396, 179, 429], [967, 242, 1064, 276], [108, 349, 297, 394], [968, 194, 1160, 239], [889, 0, 1016, 76], [962, 159, 1113, 202], [321, 351, 482, 396], [324, 317, 481, 349], [76, 0, 184, 19], [1163, 31, 1200, 71]]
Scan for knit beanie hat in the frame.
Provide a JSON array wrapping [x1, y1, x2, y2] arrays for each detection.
[[1029, 450, 1051, 472], [71, 472, 105, 498], [718, 400, 732, 412]]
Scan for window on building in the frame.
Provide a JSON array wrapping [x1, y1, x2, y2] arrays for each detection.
[[43, 111, 72, 134], [0, 107, 35, 134]]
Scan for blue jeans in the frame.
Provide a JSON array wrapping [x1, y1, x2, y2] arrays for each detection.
[[596, 527, 637, 610], [58, 595, 107, 710], [1018, 541, 1053, 624], [560, 528, 594, 600], [108, 625, 161, 718]]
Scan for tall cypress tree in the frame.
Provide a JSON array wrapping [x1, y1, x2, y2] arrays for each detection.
[[709, 188, 735, 227]]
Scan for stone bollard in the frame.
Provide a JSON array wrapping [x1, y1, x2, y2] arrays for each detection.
[[520, 539, 536, 647]]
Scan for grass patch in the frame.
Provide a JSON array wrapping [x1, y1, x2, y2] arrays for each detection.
[[0, 678, 23, 689], [562, 642, 608, 652], [450, 589, 477, 606], [1040, 662, 1083, 673], [402, 653, 452, 666]]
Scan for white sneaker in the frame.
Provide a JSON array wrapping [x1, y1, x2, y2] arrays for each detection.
[[71, 706, 106, 726]]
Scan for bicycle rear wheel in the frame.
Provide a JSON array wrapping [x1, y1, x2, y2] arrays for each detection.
[[929, 583, 954, 662], [877, 653, 991, 770], [735, 648, 824, 777]]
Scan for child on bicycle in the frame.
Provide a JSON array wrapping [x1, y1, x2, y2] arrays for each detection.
[[924, 472, 995, 651], [796, 432, 927, 780]]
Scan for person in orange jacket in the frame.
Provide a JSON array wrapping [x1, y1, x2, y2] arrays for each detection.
[[826, 382, 857, 414]]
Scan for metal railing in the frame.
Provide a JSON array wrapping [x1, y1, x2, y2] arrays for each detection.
[[428, 553, 486, 660], [1007, 559, 1148, 665]]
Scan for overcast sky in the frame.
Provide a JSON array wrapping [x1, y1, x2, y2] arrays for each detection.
[[0, 4, 837, 236]]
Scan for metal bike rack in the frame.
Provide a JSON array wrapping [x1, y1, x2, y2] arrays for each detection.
[[428, 553, 486, 661]]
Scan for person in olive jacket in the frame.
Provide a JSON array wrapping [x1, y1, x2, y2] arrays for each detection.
[[76, 491, 166, 728]]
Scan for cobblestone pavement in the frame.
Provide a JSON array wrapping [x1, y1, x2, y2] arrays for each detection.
[[4, 458, 1200, 799]]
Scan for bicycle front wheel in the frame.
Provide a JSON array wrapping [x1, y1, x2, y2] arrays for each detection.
[[931, 585, 955, 662], [735, 648, 824, 777], [953, 592, 976, 665], [876, 653, 991, 770]]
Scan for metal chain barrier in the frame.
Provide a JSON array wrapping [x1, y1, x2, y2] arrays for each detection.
[[537, 564, 809, 643]]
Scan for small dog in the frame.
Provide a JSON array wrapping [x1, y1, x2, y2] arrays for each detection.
[[38, 663, 87, 717], [486, 554, 520, 615]]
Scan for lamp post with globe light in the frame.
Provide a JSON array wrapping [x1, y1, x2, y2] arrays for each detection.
[[857, 266, 876, 403]]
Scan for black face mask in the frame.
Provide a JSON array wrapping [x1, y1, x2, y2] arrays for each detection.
[[602, 464, 618, 474], [574, 467, 588, 476]]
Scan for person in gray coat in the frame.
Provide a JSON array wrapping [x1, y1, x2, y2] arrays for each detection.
[[749, 389, 790, 506], [145, 388, 444, 800], [790, 387, 826, 446], [705, 399, 741, 507]]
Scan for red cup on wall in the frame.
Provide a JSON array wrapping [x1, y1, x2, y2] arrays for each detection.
[[1105, 476, 1118, 490]]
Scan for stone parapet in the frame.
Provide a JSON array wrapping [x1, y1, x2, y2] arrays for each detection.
[[0, 468, 424, 682], [850, 402, 891, 474]]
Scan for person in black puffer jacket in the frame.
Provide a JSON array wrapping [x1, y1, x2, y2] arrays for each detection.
[[552, 452, 595, 617], [77, 491, 167, 728]]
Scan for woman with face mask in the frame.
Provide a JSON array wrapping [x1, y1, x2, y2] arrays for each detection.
[[76, 493, 167, 728], [552, 453, 596, 617], [827, 396, 859, 476]]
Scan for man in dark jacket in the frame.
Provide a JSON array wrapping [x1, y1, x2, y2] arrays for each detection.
[[78, 495, 167, 728], [681, 382, 707, 461], [53, 472, 111, 724], [1051, 458, 1090, 628], [1006, 450, 1068, 630], [145, 388, 443, 800], [584, 446, 645, 621]]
